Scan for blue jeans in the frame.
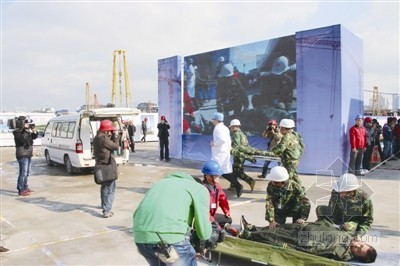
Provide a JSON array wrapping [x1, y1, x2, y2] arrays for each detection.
[[17, 157, 31, 194], [383, 140, 393, 160], [101, 180, 116, 214], [136, 239, 197, 266]]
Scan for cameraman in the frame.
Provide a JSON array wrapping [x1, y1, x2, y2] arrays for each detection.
[[133, 171, 212, 266], [157, 115, 170, 161], [258, 120, 282, 178], [13, 116, 38, 196]]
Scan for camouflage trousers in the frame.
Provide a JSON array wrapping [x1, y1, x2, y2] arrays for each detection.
[[231, 149, 255, 186], [232, 158, 254, 186], [316, 206, 358, 237], [282, 160, 301, 185], [231, 146, 268, 187], [273, 208, 304, 225]]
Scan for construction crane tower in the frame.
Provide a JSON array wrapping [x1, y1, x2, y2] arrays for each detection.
[[112, 50, 132, 108], [371, 86, 380, 116], [85, 82, 91, 110]]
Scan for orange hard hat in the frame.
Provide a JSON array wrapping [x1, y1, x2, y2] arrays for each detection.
[[99, 120, 115, 131]]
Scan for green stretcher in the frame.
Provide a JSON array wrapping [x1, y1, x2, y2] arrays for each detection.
[[213, 235, 349, 266]]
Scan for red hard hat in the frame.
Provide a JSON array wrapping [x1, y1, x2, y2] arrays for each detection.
[[268, 119, 277, 125], [364, 117, 372, 123], [99, 120, 115, 131], [161, 115, 166, 120]]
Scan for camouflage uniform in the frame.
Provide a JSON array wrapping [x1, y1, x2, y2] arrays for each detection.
[[265, 180, 310, 224], [231, 129, 267, 188], [240, 219, 354, 262], [316, 188, 373, 238], [264, 130, 304, 185]]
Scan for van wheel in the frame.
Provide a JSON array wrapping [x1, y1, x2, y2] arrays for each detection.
[[64, 155, 76, 175], [45, 150, 55, 166]]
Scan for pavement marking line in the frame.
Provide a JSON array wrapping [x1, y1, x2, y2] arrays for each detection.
[[1, 215, 130, 264], [230, 196, 265, 207], [1, 215, 64, 265]]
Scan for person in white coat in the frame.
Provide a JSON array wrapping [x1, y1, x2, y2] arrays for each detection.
[[210, 112, 243, 197]]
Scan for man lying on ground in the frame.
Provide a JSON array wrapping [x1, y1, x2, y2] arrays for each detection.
[[237, 216, 377, 263]]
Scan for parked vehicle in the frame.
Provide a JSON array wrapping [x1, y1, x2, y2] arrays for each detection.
[[41, 108, 140, 174]]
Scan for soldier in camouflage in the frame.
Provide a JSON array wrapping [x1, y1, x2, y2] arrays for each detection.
[[264, 166, 310, 229], [238, 217, 377, 263], [263, 118, 304, 185], [229, 119, 268, 192], [316, 173, 373, 239]]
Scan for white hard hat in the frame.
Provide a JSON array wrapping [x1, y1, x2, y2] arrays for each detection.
[[271, 56, 289, 75], [279, 118, 295, 128], [265, 166, 289, 182], [333, 173, 360, 192], [229, 119, 241, 127]]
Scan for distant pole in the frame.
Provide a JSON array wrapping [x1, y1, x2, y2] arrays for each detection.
[[85, 82, 90, 110]]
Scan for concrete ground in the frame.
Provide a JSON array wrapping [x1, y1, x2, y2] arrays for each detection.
[[0, 142, 399, 266]]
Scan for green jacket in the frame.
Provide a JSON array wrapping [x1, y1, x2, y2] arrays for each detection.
[[243, 220, 354, 261], [327, 189, 374, 237], [265, 130, 303, 162], [133, 172, 212, 244], [232, 129, 249, 148], [265, 180, 310, 222]]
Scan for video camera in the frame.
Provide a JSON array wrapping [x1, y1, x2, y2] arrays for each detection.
[[12, 116, 34, 130], [204, 228, 225, 250], [190, 224, 225, 254]]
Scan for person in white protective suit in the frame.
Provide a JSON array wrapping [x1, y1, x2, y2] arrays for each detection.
[[210, 112, 243, 197]]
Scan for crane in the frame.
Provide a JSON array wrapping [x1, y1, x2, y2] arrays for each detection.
[[85, 82, 92, 110], [112, 50, 132, 108], [371, 86, 380, 116]]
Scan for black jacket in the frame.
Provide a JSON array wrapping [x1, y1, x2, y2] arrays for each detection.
[[13, 129, 38, 159], [93, 131, 120, 164], [157, 122, 170, 139]]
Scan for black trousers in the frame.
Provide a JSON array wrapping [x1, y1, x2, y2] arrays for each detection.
[[159, 138, 169, 160]]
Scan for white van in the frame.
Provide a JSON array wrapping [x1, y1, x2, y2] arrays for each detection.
[[41, 108, 140, 174]]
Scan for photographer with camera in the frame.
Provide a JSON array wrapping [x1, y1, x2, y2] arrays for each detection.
[[93, 120, 122, 218], [157, 115, 170, 161], [133, 171, 212, 266], [13, 116, 38, 196], [258, 119, 282, 178]]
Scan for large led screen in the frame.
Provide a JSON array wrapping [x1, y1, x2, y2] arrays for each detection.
[[182, 35, 296, 136]]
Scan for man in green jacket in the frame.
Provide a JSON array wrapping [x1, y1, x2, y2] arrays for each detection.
[[316, 173, 374, 239], [264, 166, 310, 229], [239, 218, 377, 263], [264, 118, 305, 185], [229, 119, 268, 192], [133, 171, 212, 266]]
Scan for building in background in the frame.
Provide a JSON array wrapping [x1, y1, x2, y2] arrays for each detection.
[[137, 102, 158, 113]]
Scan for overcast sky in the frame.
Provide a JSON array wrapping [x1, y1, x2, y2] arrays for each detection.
[[1, 1, 399, 112]]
